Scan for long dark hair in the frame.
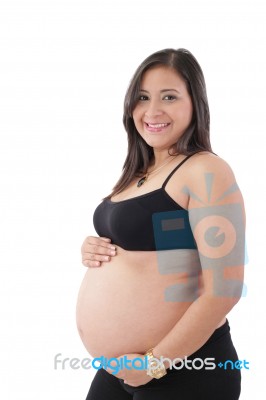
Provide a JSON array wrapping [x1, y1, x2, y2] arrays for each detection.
[[105, 48, 214, 199]]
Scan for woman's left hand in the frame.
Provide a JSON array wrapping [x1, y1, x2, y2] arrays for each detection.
[[105, 353, 154, 387]]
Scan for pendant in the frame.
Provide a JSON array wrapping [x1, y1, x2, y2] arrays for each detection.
[[137, 176, 147, 187]]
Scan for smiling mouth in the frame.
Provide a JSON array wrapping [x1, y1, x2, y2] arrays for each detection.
[[145, 123, 170, 128]]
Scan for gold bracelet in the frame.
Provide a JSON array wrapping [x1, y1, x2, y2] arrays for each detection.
[[144, 348, 167, 379]]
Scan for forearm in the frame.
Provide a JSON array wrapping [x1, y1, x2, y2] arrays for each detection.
[[153, 294, 239, 368]]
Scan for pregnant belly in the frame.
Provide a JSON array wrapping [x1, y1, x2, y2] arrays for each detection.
[[76, 247, 202, 358]]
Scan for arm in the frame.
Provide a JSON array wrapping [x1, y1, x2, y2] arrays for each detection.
[[153, 154, 246, 364]]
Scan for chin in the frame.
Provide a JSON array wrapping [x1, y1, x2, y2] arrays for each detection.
[[144, 137, 176, 150]]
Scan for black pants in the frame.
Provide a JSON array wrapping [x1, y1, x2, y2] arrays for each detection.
[[85, 320, 241, 400]]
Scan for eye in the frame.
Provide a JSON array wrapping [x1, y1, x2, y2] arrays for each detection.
[[138, 95, 149, 101], [163, 95, 177, 101]]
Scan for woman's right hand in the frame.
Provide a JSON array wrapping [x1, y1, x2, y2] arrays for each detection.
[[81, 236, 117, 268]]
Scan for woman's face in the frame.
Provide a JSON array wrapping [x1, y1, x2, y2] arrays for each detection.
[[132, 66, 193, 152]]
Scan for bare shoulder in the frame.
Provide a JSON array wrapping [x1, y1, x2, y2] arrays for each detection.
[[188, 151, 236, 182], [185, 151, 243, 206]]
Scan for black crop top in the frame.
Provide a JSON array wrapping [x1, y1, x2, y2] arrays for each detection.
[[93, 154, 198, 251]]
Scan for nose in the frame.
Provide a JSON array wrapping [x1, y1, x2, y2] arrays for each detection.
[[144, 99, 164, 118]]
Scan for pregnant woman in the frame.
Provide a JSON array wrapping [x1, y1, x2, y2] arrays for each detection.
[[76, 48, 246, 400]]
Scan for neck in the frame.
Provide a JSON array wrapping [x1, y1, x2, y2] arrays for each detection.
[[151, 149, 175, 169]]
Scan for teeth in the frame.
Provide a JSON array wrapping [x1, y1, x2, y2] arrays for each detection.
[[147, 123, 169, 128]]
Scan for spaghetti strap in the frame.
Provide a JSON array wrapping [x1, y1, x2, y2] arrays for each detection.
[[162, 153, 194, 189]]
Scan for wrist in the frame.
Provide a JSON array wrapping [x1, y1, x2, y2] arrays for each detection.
[[144, 348, 167, 379], [152, 347, 171, 370]]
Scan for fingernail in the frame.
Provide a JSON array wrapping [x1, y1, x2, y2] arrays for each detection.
[[110, 245, 116, 250], [110, 251, 116, 256], [104, 256, 110, 261]]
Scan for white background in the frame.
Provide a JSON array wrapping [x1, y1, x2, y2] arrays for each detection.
[[0, 0, 265, 398]]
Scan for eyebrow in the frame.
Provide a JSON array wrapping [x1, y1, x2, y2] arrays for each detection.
[[140, 89, 181, 94]]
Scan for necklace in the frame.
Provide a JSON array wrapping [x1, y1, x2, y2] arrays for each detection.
[[137, 155, 177, 187]]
